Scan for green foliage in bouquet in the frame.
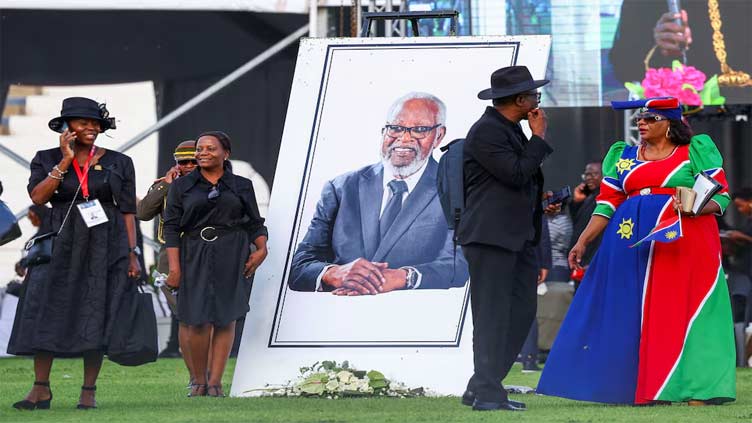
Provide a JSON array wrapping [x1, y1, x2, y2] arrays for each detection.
[[253, 360, 427, 399]]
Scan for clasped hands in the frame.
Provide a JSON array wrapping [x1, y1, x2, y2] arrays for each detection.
[[323, 258, 407, 296]]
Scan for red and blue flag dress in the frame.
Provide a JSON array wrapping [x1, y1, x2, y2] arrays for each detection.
[[537, 135, 736, 404]]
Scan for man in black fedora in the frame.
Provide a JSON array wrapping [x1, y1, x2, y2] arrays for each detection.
[[457, 65, 554, 411]]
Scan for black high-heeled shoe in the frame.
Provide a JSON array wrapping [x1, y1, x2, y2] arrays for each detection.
[[12, 381, 52, 410], [76, 385, 97, 410], [207, 385, 226, 398], [188, 384, 207, 398]]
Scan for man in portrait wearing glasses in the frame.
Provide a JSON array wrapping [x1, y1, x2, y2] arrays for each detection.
[[287, 92, 469, 294], [136, 139, 197, 360], [457, 66, 555, 412]]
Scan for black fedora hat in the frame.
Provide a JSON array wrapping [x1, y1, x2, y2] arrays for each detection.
[[477, 66, 550, 100], [48, 97, 116, 133]]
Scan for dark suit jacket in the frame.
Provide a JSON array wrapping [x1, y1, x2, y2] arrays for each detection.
[[536, 218, 552, 270], [457, 106, 553, 251], [136, 179, 170, 273], [288, 158, 469, 292], [569, 189, 601, 266]]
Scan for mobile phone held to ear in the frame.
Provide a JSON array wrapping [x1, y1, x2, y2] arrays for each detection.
[[61, 122, 74, 150], [542, 185, 571, 208]]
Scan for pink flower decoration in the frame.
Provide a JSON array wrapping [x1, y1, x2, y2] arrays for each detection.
[[677, 88, 702, 106], [640, 64, 707, 106], [642, 68, 680, 98], [679, 65, 706, 90]]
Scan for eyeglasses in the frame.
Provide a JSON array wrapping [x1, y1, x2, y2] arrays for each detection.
[[177, 159, 198, 166], [208, 185, 220, 203], [581, 172, 601, 181], [633, 113, 666, 125], [383, 124, 442, 139], [523, 92, 542, 102]]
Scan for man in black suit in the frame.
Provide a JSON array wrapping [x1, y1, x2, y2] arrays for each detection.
[[457, 66, 554, 412], [569, 161, 603, 272]]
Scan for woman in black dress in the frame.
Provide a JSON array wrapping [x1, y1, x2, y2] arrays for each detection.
[[164, 131, 268, 397], [9, 97, 140, 410]]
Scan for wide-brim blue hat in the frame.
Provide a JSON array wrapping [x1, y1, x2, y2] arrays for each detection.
[[48, 97, 116, 133], [611, 97, 682, 120], [478, 66, 550, 100]]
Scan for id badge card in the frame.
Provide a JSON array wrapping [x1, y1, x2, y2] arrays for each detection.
[[77, 199, 109, 228]]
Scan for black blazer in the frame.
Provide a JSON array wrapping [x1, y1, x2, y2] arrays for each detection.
[[457, 106, 553, 251]]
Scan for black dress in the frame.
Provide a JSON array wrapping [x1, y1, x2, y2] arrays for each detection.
[[163, 168, 267, 327], [8, 147, 136, 357]]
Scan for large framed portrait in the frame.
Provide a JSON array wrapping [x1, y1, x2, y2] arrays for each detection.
[[233, 35, 550, 396]]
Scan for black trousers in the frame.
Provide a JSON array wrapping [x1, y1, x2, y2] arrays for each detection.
[[463, 242, 538, 402]]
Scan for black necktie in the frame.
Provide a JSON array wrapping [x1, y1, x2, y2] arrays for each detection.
[[380, 179, 408, 239]]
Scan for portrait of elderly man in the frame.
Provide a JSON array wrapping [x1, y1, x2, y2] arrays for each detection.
[[287, 92, 469, 294]]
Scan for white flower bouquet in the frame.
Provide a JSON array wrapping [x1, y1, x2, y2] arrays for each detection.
[[250, 360, 426, 399]]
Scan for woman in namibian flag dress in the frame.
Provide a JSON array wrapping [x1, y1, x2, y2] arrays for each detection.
[[537, 97, 735, 405]]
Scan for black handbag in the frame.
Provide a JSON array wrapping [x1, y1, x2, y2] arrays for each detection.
[[107, 285, 158, 366], [20, 180, 83, 266], [0, 200, 22, 246], [21, 232, 55, 267]]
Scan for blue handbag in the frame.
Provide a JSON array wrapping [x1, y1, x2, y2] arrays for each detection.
[[0, 200, 21, 246]]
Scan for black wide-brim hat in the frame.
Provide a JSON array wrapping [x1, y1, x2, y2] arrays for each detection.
[[477, 65, 550, 100], [48, 97, 116, 133]]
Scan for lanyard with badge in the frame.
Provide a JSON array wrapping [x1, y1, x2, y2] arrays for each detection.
[[74, 146, 109, 228]]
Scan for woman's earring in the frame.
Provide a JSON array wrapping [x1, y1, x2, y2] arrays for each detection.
[[665, 128, 671, 138]]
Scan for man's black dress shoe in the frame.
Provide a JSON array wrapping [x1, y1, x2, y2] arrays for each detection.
[[461, 390, 526, 409], [158, 349, 182, 359], [472, 399, 526, 411]]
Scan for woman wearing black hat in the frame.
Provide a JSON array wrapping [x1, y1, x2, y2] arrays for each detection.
[[163, 131, 268, 397], [8, 97, 140, 410]]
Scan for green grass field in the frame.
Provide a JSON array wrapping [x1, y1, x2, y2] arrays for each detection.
[[0, 357, 750, 422]]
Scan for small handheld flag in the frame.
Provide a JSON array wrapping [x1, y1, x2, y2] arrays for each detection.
[[629, 213, 683, 248]]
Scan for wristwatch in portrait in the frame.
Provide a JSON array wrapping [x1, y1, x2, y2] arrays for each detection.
[[403, 267, 418, 289], [129, 246, 142, 256]]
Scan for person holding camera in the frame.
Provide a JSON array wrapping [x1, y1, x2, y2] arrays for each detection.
[[538, 97, 735, 405], [9, 97, 140, 410], [163, 131, 267, 398]]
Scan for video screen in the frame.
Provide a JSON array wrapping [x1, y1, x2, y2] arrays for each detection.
[[469, 0, 751, 107], [406, 0, 473, 37]]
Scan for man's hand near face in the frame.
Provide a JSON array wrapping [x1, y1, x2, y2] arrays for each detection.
[[572, 183, 588, 203], [163, 165, 180, 184]]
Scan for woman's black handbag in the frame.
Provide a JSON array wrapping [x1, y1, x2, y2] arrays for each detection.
[[21, 232, 55, 267], [0, 200, 22, 246], [107, 285, 158, 366]]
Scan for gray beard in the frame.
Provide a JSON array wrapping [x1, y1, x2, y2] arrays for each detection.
[[381, 151, 428, 179]]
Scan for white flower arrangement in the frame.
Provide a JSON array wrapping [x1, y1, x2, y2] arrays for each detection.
[[248, 361, 427, 399]]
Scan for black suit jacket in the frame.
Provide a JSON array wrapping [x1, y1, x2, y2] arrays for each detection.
[[569, 189, 601, 266], [457, 106, 553, 251]]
